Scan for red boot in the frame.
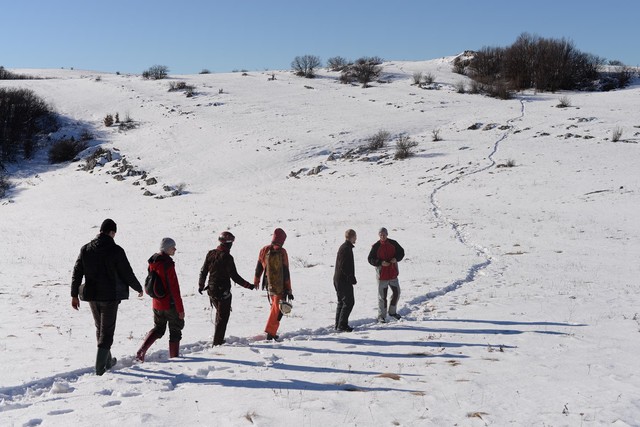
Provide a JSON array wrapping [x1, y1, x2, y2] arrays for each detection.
[[169, 341, 180, 358], [136, 330, 158, 362]]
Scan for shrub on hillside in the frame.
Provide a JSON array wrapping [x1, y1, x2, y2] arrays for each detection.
[[467, 33, 603, 92], [0, 66, 34, 80], [48, 137, 88, 163], [142, 65, 169, 80], [556, 96, 572, 108], [394, 135, 418, 159], [292, 55, 322, 78], [327, 56, 350, 71], [341, 57, 383, 87], [412, 72, 423, 86], [104, 114, 114, 127], [424, 72, 435, 85], [432, 129, 442, 141], [0, 173, 10, 198], [367, 130, 391, 150], [0, 87, 54, 166], [611, 127, 623, 142]]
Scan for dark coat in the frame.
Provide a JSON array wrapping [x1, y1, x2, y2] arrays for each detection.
[[334, 240, 357, 287], [199, 245, 252, 299], [71, 233, 142, 301]]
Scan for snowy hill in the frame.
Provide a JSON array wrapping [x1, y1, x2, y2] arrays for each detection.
[[1, 58, 639, 426]]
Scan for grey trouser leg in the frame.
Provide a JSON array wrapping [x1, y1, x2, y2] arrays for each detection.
[[388, 279, 400, 315], [378, 279, 400, 319]]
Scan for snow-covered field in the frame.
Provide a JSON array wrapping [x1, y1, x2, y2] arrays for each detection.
[[1, 58, 639, 426]]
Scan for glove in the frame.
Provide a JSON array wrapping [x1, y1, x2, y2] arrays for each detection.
[[253, 284, 259, 290], [198, 286, 204, 295], [286, 291, 294, 301]]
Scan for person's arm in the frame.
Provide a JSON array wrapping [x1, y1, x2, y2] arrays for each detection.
[[198, 251, 211, 294], [367, 243, 381, 267], [392, 240, 405, 262], [227, 255, 253, 289], [253, 248, 266, 287], [71, 249, 83, 309], [167, 264, 185, 315], [116, 247, 142, 294]]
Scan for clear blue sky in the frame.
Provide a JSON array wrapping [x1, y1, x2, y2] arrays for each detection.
[[2, 0, 638, 74]]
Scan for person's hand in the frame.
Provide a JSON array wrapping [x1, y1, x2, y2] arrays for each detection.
[[179, 312, 185, 320], [352, 277, 357, 285], [253, 284, 259, 290], [138, 291, 144, 298], [198, 286, 204, 295], [382, 261, 391, 267], [72, 297, 80, 310], [286, 291, 294, 301], [390, 258, 397, 264]]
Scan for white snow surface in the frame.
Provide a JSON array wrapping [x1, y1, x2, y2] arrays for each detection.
[[1, 59, 639, 426]]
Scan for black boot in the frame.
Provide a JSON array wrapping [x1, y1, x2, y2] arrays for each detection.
[[95, 348, 110, 376]]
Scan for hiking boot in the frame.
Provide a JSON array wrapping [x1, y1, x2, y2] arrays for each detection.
[[377, 317, 386, 324], [390, 313, 402, 320], [337, 325, 354, 332], [136, 330, 159, 362], [169, 341, 180, 358], [266, 333, 280, 341]]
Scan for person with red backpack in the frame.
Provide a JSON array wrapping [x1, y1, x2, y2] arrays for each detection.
[[254, 228, 293, 341], [198, 231, 256, 346], [368, 227, 405, 323], [136, 237, 185, 362]]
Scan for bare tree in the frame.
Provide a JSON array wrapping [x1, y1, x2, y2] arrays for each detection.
[[291, 55, 322, 78], [343, 57, 383, 87], [327, 56, 350, 71], [142, 65, 169, 80]]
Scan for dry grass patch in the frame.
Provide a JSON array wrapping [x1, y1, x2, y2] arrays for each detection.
[[377, 373, 402, 380]]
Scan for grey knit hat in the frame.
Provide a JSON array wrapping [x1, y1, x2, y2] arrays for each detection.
[[160, 237, 176, 252], [378, 227, 388, 235]]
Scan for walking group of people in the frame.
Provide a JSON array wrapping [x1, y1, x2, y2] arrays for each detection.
[[71, 219, 404, 376]]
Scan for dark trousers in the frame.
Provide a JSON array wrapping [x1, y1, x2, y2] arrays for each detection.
[[211, 294, 232, 345], [334, 281, 355, 328], [89, 301, 119, 349], [152, 307, 185, 342]]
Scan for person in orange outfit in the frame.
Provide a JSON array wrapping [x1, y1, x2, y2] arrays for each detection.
[[254, 228, 293, 341]]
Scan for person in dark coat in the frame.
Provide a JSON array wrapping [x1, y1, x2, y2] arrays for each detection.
[[334, 229, 358, 332], [71, 218, 143, 375], [136, 237, 185, 362], [367, 227, 405, 323], [199, 231, 256, 346]]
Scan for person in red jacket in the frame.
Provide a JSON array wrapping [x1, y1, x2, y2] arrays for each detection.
[[367, 227, 405, 323], [136, 237, 185, 361], [254, 228, 293, 341]]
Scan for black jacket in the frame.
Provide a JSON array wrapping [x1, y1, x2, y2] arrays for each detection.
[[334, 240, 357, 286], [71, 233, 142, 301], [199, 246, 252, 299]]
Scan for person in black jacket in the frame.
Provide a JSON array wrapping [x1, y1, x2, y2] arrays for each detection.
[[198, 231, 256, 346], [367, 227, 405, 323], [71, 219, 143, 375], [334, 229, 358, 332]]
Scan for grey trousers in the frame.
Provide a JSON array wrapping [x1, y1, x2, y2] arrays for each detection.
[[377, 279, 400, 319]]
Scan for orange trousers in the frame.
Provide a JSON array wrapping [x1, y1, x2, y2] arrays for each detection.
[[265, 294, 284, 336]]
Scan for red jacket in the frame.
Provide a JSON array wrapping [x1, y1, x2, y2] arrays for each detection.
[[367, 238, 405, 280], [148, 253, 184, 313]]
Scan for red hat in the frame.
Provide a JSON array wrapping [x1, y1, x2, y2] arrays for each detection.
[[272, 228, 287, 246]]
